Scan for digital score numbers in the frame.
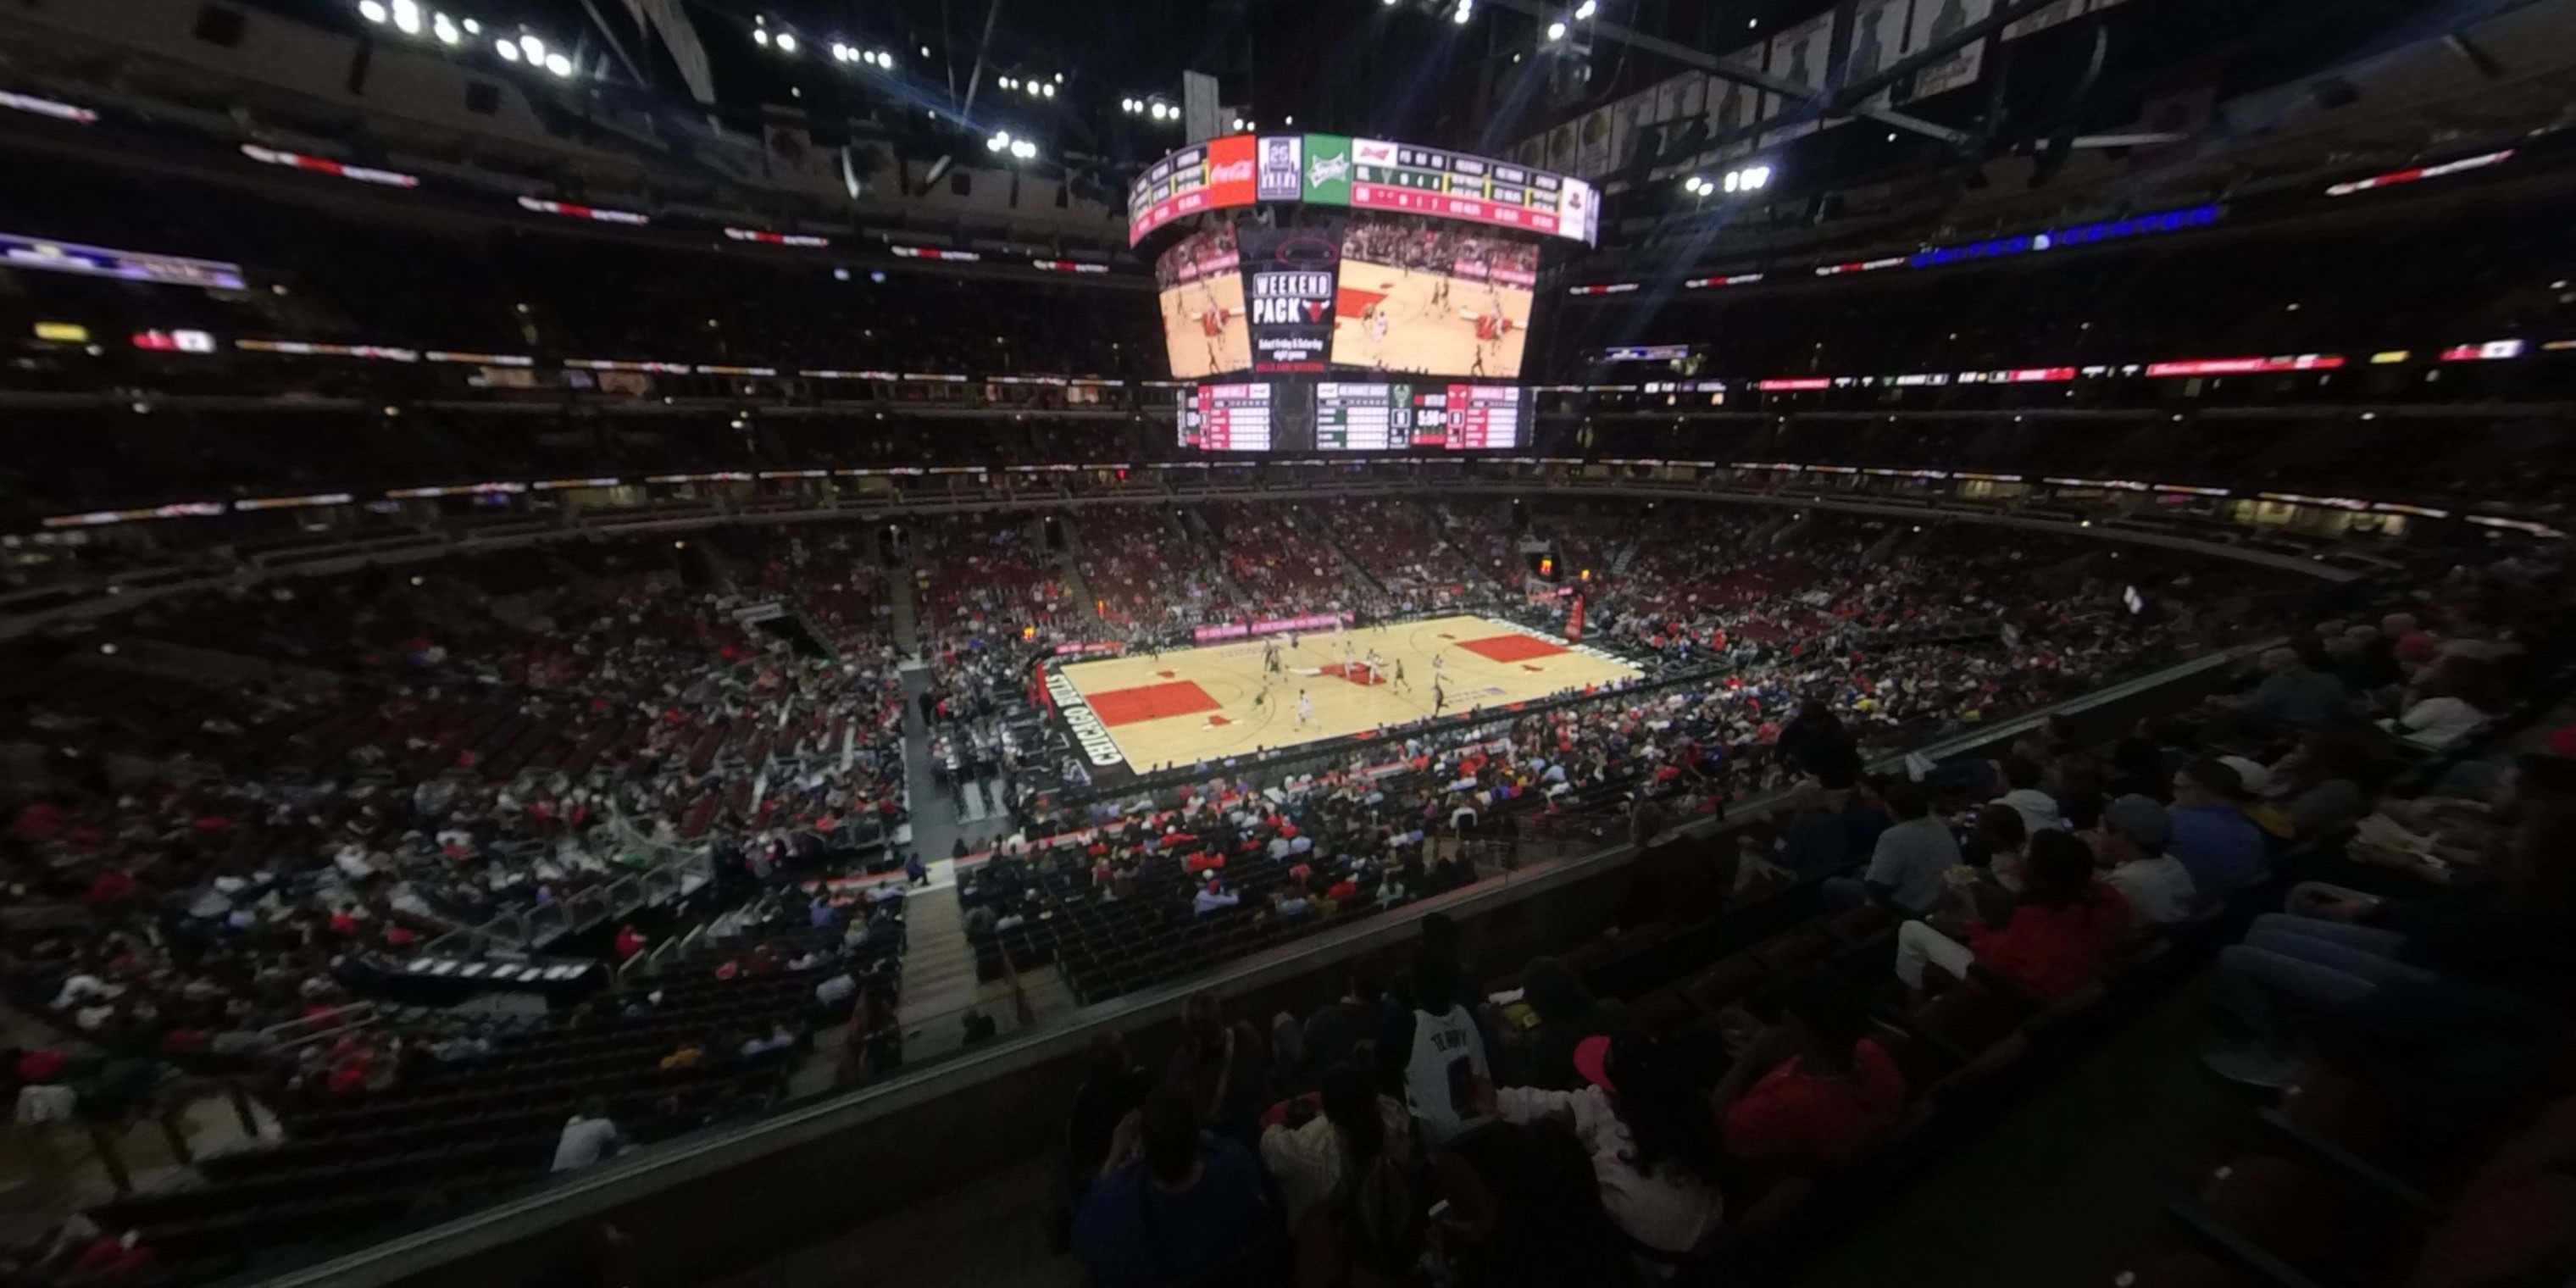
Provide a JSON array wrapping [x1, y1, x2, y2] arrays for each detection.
[[1313, 383, 1530, 452], [1183, 381, 1274, 451], [1315, 382, 1401, 451], [1441, 384, 1530, 450]]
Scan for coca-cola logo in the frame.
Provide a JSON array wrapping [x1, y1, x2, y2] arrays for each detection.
[[1208, 159, 1254, 183]]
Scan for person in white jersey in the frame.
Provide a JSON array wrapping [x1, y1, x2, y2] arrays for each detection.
[[1386, 953, 1491, 1146], [1297, 690, 1314, 729]]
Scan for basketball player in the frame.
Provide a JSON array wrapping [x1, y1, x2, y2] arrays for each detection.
[[1365, 647, 1384, 676], [1341, 637, 1357, 676], [1391, 657, 1408, 692], [1432, 680, 1447, 716], [1296, 689, 1314, 729], [1431, 652, 1446, 686]]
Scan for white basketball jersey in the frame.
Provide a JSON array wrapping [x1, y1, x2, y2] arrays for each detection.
[[1402, 1003, 1491, 1144]]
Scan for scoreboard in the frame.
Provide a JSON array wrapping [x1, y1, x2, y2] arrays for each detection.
[[1228, 381, 1532, 452], [1345, 139, 1593, 243], [1182, 381, 1274, 452], [1314, 382, 1399, 451], [1130, 132, 1596, 248], [1435, 385, 1530, 450]]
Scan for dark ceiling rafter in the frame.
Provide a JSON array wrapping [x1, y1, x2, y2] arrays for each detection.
[[1478, 0, 1972, 142], [1696, 0, 2080, 153]]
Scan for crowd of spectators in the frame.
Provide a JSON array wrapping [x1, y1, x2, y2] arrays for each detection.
[[1043, 534, 2573, 1288], [1298, 497, 1502, 613], [0, 532, 909, 1075], [1069, 504, 1235, 636], [1197, 503, 1360, 618]]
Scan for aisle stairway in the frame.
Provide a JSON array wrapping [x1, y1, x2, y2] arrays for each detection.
[[893, 875, 985, 1064]]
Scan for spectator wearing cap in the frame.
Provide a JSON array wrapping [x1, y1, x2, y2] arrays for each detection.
[[1709, 973, 1913, 1179], [1074, 1083, 1274, 1288], [1894, 830, 2132, 999], [2091, 794, 2197, 929], [2218, 755, 2296, 843], [2166, 758, 2270, 896], [1192, 876, 1241, 915], [1473, 1033, 1724, 1277]]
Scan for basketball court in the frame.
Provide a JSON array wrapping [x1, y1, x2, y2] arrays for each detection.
[[1331, 261, 1534, 376], [1158, 278, 1252, 379], [1053, 613, 1639, 773]]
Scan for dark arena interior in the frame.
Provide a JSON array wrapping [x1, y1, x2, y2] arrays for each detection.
[[3, 1, 2576, 1285]]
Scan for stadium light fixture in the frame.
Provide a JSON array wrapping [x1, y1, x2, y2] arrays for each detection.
[[987, 130, 1010, 152], [1041, 82, 1056, 97], [999, 75, 1016, 89], [1054, 72, 1065, 83], [875, 50, 893, 68], [1453, 1, 1473, 25], [1574, 0, 1596, 17], [1546, 19, 1567, 40], [752, 25, 769, 46], [462, 16, 479, 33], [495, 35, 519, 60], [519, 32, 544, 61], [391, 0, 421, 35], [431, 13, 460, 45], [774, 31, 796, 54], [358, 0, 388, 23], [544, 51, 573, 76], [1011, 139, 1037, 160]]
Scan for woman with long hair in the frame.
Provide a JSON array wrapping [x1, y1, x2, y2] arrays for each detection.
[[1472, 1033, 1724, 1278], [1260, 1060, 1414, 1230]]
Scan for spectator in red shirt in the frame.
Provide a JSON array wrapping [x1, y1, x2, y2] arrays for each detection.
[[1710, 974, 1912, 1178], [1895, 830, 2131, 998]]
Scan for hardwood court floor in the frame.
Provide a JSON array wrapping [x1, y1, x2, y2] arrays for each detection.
[[1330, 259, 1533, 377], [1055, 614, 1638, 774]]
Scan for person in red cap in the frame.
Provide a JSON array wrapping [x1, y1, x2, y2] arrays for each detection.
[[1469, 1032, 1724, 1276]]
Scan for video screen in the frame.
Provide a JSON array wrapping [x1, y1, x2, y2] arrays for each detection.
[[1155, 224, 1252, 379], [1331, 215, 1538, 378]]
